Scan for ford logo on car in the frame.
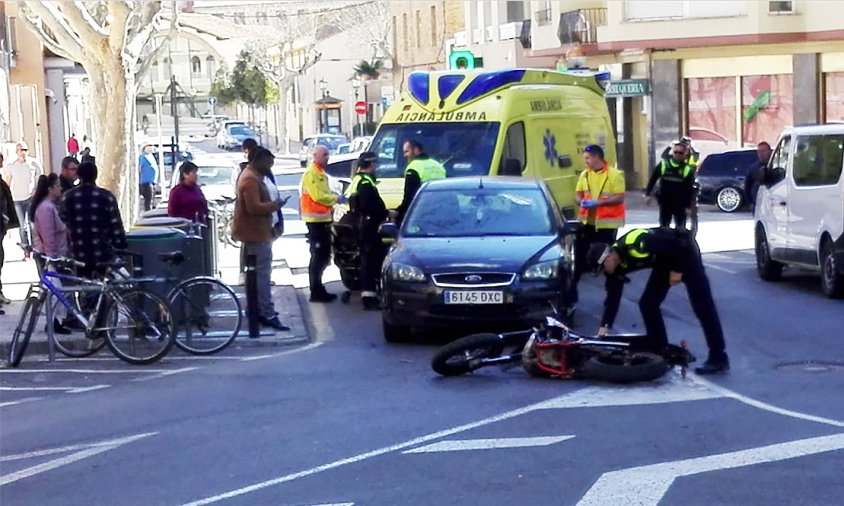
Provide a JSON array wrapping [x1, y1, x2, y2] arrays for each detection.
[[465, 275, 483, 283]]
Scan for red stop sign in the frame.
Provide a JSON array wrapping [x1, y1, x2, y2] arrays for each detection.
[[354, 101, 367, 114]]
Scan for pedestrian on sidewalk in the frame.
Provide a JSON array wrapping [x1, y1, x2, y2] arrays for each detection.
[[138, 144, 159, 211], [67, 134, 80, 159], [59, 156, 79, 193], [587, 227, 730, 375], [168, 162, 209, 223], [567, 144, 625, 320], [300, 145, 346, 302], [0, 153, 20, 308], [1, 141, 43, 259], [232, 147, 290, 332]]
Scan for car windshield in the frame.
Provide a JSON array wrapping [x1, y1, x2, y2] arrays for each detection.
[[229, 126, 253, 136], [369, 122, 501, 179], [403, 187, 554, 238], [317, 136, 347, 150], [198, 166, 235, 185]]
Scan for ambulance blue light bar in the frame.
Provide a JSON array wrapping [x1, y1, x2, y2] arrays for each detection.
[[437, 74, 465, 101], [456, 69, 526, 105], [408, 72, 430, 105]]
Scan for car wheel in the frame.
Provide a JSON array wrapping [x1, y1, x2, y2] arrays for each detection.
[[820, 239, 844, 299], [382, 314, 410, 343], [755, 226, 783, 281], [716, 187, 743, 213]]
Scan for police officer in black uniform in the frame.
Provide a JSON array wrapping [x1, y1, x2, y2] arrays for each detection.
[[646, 141, 696, 229], [348, 151, 389, 310], [587, 227, 730, 375]]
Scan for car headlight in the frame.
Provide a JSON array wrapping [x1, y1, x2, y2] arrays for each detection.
[[522, 259, 559, 280], [391, 262, 426, 282]]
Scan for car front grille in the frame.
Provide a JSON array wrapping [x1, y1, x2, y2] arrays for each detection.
[[431, 272, 516, 288]]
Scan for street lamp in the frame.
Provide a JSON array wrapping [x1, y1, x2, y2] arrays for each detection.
[[318, 78, 328, 133]]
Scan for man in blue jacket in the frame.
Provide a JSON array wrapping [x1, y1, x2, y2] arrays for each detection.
[[138, 144, 159, 211]]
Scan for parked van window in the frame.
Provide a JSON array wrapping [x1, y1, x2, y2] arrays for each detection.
[[768, 135, 791, 184], [501, 121, 527, 174], [793, 134, 844, 186]]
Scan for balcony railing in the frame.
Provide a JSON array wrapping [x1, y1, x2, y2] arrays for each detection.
[[558, 8, 607, 45], [535, 8, 552, 26]]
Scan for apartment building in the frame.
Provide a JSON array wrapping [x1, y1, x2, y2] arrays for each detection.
[[390, 1, 466, 91]]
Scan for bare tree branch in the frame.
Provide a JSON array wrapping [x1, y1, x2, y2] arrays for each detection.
[[57, 1, 106, 53], [18, 1, 86, 59], [107, 0, 132, 52]]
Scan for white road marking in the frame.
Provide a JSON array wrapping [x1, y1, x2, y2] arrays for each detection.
[[0, 397, 41, 408], [577, 433, 844, 506], [307, 503, 354, 506], [0, 432, 157, 486], [1, 387, 76, 392], [239, 341, 322, 361], [691, 375, 844, 428], [535, 372, 722, 409], [179, 394, 572, 505], [0, 368, 175, 374], [130, 367, 198, 382], [403, 436, 575, 453], [67, 384, 110, 393], [704, 263, 737, 274], [56, 355, 251, 361]]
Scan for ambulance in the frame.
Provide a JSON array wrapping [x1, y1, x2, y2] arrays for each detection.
[[368, 68, 617, 216]]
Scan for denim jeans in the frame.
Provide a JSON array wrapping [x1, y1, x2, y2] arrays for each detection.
[[14, 198, 31, 248]]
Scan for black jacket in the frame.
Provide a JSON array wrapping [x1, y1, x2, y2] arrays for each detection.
[[350, 172, 388, 237], [645, 159, 696, 207], [0, 178, 20, 234]]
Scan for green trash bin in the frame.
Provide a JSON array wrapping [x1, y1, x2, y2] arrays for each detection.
[[142, 208, 170, 219], [134, 216, 206, 279], [125, 227, 187, 300]]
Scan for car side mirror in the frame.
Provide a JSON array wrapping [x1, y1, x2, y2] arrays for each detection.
[[560, 219, 582, 236], [557, 155, 572, 168], [379, 222, 399, 241], [500, 158, 522, 176]]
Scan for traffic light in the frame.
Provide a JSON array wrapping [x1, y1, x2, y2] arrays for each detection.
[[449, 50, 483, 70]]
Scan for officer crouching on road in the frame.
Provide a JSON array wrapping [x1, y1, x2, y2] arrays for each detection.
[[586, 227, 730, 375], [347, 151, 389, 310]]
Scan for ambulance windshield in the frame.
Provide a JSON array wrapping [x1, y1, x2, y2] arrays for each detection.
[[370, 122, 500, 179]]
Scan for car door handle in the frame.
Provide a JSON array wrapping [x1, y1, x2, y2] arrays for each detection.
[[778, 200, 787, 206]]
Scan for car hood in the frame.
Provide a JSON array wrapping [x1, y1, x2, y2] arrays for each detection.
[[201, 184, 236, 201], [391, 236, 559, 273]]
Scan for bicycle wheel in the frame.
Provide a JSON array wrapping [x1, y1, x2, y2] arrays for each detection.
[[102, 289, 175, 365], [8, 296, 41, 367], [47, 293, 106, 358], [431, 333, 505, 376], [168, 277, 242, 355]]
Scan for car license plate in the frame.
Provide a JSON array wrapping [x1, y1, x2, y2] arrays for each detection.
[[444, 291, 504, 305]]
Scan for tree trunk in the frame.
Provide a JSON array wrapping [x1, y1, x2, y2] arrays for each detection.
[[276, 82, 290, 154], [87, 61, 139, 225]]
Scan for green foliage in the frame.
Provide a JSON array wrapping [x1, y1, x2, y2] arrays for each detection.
[[212, 50, 276, 107], [353, 59, 384, 80]]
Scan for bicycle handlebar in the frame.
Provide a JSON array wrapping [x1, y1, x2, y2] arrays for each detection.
[[32, 250, 86, 269]]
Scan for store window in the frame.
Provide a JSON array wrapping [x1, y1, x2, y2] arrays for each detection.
[[741, 74, 793, 147], [825, 73, 844, 121], [686, 77, 738, 154]]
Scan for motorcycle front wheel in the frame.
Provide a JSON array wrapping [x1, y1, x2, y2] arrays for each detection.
[[431, 333, 505, 376]]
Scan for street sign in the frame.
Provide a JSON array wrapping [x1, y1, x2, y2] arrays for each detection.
[[208, 96, 217, 106], [354, 101, 367, 115], [604, 79, 650, 98]]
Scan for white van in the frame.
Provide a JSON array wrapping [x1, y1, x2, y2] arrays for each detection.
[[754, 124, 844, 298]]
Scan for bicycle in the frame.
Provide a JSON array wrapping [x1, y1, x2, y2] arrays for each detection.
[[8, 253, 176, 367], [209, 196, 238, 248], [431, 315, 696, 383], [115, 246, 243, 356]]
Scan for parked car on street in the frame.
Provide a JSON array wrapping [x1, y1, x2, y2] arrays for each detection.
[[696, 148, 758, 212], [216, 123, 254, 150], [379, 177, 574, 342], [299, 134, 349, 167]]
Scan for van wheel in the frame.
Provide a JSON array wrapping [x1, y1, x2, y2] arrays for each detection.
[[716, 187, 743, 213], [820, 240, 844, 299], [755, 227, 783, 281]]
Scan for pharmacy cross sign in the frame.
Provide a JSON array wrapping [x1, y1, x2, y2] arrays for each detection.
[[604, 79, 650, 98]]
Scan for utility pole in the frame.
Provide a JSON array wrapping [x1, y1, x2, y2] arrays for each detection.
[[169, 74, 180, 147]]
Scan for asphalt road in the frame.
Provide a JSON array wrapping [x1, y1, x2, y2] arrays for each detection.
[[1, 140, 842, 505]]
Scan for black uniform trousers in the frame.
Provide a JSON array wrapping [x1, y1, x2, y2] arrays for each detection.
[[657, 198, 688, 229], [306, 222, 332, 296], [140, 183, 154, 211], [638, 249, 727, 362], [568, 224, 618, 305], [359, 221, 386, 296]]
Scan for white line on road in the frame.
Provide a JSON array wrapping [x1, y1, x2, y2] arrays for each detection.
[[403, 435, 575, 453], [130, 367, 198, 382], [68, 384, 111, 393], [239, 341, 322, 361], [576, 433, 844, 506], [0, 397, 42, 408], [704, 263, 738, 274], [179, 394, 570, 505], [0, 385, 110, 393], [0, 432, 157, 486], [0, 368, 176, 374], [691, 375, 844, 428]]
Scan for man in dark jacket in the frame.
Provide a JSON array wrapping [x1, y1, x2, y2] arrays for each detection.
[[60, 162, 127, 279], [347, 151, 389, 310], [59, 156, 79, 193], [395, 140, 445, 222], [744, 141, 772, 210], [587, 227, 729, 375], [0, 153, 20, 308], [646, 141, 696, 229]]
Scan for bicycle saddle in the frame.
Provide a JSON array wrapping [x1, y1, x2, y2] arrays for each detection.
[[158, 251, 185, 265]]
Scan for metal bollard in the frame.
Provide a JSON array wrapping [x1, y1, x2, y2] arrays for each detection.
[[244, 253, 260, 339]]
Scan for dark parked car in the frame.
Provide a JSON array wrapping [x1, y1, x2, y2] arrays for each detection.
[[379, 177, 574, 342], [696, 149, 758, 212]]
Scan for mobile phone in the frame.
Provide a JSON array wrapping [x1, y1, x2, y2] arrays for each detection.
[[280, 195, 291, 205]]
